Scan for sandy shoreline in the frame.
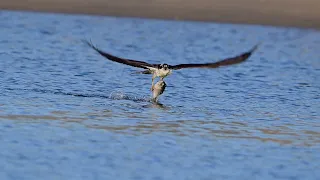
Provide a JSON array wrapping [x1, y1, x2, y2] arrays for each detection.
[[1, 0, 320, 30]]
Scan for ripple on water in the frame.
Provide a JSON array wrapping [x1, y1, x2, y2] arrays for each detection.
[[0, 10, 319, 180]]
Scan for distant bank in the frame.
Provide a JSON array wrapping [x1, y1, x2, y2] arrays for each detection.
[[1, 0, 319, 30]]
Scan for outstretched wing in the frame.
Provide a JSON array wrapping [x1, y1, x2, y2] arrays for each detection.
[[169, 44, 259, 70], [84, 40, 156, 69]]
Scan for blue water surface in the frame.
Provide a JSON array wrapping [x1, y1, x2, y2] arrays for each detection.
[[0, 10, 319, 180]]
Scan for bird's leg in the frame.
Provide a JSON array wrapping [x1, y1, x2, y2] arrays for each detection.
[[152, 77, 164, 91], [151, 74, 156, 91]]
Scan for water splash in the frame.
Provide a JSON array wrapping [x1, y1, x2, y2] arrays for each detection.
[[4, 87, 153, 103], [109, 90, 151, 102]]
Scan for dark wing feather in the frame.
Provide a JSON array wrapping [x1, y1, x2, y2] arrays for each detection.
[[84, 40, 156, 69], [170, 44, 259, 70]]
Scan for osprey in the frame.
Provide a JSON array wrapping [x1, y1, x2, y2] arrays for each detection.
[[85, 40, 259, 90]]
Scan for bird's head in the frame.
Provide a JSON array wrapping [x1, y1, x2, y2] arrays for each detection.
[[159, 64, 169, 70]]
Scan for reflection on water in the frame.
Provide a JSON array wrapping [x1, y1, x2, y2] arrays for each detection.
[[0, 110, 318, 147]]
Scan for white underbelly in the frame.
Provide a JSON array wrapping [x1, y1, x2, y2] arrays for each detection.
[[156, 69, 171, 77]]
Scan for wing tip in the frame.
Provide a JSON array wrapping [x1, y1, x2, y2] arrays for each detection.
[[250, 42, 262, 53], [82, 39, 97, 50]]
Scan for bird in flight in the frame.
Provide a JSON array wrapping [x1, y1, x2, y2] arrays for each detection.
[[85, 40, 259, 90]]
